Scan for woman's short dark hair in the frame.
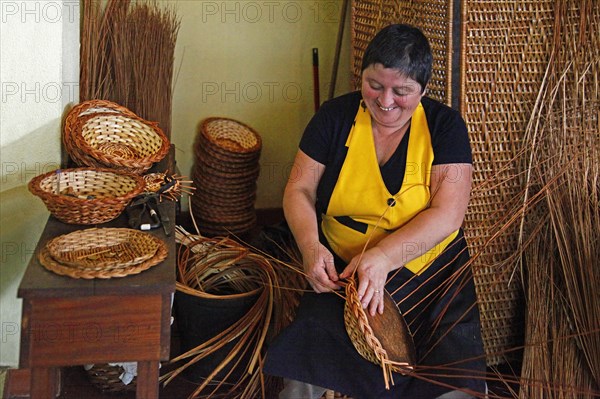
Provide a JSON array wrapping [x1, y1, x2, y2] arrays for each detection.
[[361, 24, 433, 92]]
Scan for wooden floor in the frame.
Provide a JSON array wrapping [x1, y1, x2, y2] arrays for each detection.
[[57, 360, 518, 399]]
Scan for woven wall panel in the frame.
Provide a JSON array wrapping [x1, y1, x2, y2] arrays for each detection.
[[350, 0, 454, 105], [351, 0, 557, 366], [460, 0, 555, 366]]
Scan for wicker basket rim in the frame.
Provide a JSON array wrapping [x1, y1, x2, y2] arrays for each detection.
[[343, 278, 416, 381], [63, 100, 170, 172], [200, 117, 262, 153], [72, 112, 170, 164]]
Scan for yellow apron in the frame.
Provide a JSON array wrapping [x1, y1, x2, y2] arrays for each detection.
[[321, 102, 458, 274]]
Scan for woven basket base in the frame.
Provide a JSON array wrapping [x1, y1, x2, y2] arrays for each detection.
[[344, 280, 415, 379]]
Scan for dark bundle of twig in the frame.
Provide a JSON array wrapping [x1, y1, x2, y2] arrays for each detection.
[[142, 172, 195, 202], [517, 1, 600, 397], [80, 0, 180, 138]]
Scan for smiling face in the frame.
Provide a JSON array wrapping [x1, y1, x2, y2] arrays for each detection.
[[361, 63, 425, 132]]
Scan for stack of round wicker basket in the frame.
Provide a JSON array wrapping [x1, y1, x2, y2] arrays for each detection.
[[191, 117, 262, 236]]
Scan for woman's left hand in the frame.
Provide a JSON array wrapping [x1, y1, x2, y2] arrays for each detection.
[[340, 247, 394, 316]]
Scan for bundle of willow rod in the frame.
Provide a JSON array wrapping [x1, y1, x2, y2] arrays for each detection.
[[80, 0, 125, 101], [80, 0, 180, 138], [516, 1, 600, 397], [248, 229, 307, 343], [161, 227, 302, 399]]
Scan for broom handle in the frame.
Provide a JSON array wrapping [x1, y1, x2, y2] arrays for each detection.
[[328, 0, 349, 100], [313, 48, 320, 113]]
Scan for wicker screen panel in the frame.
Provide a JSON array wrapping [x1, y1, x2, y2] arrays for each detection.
[[351, 0, 401, 88], [350, 0, 454, 105], [395, 1, 454, 105], [460, 0, 555, 366]]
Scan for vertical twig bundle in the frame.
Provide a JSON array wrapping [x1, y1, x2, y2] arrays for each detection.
[[518, 1, 600, 397], [80, 0, 180, 138], [80, 0, 124, 101]]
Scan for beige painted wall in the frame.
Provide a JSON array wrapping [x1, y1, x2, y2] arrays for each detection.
[[166, 0, 352, 209], [0, 0, 351, 366], [0, 0, 80, 366]]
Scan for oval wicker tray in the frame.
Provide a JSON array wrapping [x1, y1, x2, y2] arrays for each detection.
[[45, 228, 161, 269], [39, 230, 167, 279]]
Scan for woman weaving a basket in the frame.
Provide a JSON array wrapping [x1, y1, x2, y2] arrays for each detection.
[[264, 24, 487, 398]]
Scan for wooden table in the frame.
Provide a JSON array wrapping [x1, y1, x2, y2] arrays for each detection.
[[18, 195, 176, 398]]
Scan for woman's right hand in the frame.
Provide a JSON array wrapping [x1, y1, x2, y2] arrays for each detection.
[[282, 150, 338, 293], [300, 242, 342, 293]]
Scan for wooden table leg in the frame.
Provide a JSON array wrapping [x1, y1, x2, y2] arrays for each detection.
[[30, 367, 57, 399], [136, 361, 160, 399]]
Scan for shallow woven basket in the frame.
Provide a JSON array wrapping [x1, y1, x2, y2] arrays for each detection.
[[64, 100, 170, 174], [45, 228, 160, 269], [28, 167, 145, 225], [38, 231, 167, 279], [343, 278, 415, 389]]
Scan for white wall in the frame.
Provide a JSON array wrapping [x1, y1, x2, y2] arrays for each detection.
[[0, 0, 79, 366]]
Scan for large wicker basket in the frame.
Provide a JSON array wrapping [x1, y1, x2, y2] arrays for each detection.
[[63, 100, 170, 174], [28, 167, 145, 225]]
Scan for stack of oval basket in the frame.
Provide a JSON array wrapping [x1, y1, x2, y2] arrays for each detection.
[[191, 117, 262, 236], [29, 99, 171, 226]]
